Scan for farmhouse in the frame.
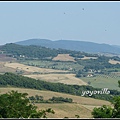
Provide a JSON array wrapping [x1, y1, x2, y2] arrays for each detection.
[[20, 55, 25, 58], [87, 74, 93, 77]]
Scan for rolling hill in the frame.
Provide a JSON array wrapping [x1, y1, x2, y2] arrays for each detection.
[[15, 39, 120, 54], [0, 39, 120, 118], [0, 87, 111, 118]]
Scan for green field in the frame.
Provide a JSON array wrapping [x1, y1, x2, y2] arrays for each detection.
[[81, 74, 120, 91]]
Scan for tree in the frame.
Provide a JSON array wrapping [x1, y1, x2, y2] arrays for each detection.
[[0, 90, 54, 118], [92, 105, 113, 118], [92, 81, 120, 118], [112, 96, 120, 118], [118, 80, 120, 87], [75, 114, 80, 118]]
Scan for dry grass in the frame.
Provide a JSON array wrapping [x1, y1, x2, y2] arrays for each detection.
[[52, 54, 76, 62], [24, 74, 88, 86], [0, 87, 112, 118], [1, 62, 87, 86], [0, 62, 16, 73], [0, 87, 111, 106], [0, 54, 16, 62], [36, 103, 92, 118], [109, 59, 120, 64], [4, 62, 69, 73]]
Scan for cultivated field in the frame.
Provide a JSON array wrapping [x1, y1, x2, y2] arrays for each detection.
[[0, 54, 16, 62], [0, 55, 17, 74], [37, 103, 92, 118], [4, 62, 87, 86], [0, 62, 17, 74], [24, 74, 87, 86], [0, 87, 111, 106], [4, 62, 69, 73], [52, 54, 76, 62], [1, 61, 120, 89], [0, 87, 111, 118], [109, 59, 120, 64], [20, 60, 83, 71], [81, 74, 120, 91]]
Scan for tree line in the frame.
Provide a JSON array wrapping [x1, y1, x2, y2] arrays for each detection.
[[0, 43, 99, 60], [29, 95, 73, 103], [0, 72, 120, 101], [0, 82, 120, 118]]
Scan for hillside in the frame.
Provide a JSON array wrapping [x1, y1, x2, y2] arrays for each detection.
[[0, 72, 119, 101], [0, 41, 120, 118], [0, 43, 120, 91], [0, 87, 111, 118], [0, 43, 58, 59], [15, 39, 120, 54], [0, 43, 95, 59]]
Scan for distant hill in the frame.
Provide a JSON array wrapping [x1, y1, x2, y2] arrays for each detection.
[[15, 39, 120, 54], [0, 43, 58, 59]]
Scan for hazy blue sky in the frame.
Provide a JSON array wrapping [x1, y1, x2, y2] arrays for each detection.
[[0, 1, 120, 45]]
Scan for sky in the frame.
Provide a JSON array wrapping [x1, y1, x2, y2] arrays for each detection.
[[0, 1, 120, 45]]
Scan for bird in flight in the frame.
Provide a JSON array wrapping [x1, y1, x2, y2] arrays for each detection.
[[82, 8, 84, 10]]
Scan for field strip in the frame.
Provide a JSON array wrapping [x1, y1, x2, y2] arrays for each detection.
[[52, 54, 76, 62], [109, 59, 120, 64], [36, 103, 92, 118], [24, 73, 88, 86], [4, 62, 69, 73], [0, 87, 111, 106], [81, 105, 102, 111], [82, 104, 114, 111]]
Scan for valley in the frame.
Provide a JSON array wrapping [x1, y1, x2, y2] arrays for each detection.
[[0, 42, 120, 118]]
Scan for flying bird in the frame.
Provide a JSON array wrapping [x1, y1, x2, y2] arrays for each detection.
[[82, 8, 84, 10]]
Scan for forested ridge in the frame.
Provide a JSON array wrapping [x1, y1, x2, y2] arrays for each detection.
[[0, 43, 98, 60], [1, 43, 120, 72], [0, 43, 58, 59]]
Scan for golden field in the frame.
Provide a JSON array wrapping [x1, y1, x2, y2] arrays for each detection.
[[0, 87, 111, 118], [52, 54, 76, 62]]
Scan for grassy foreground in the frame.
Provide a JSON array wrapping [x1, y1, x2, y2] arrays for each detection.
[[0, 87, 111, 118]]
